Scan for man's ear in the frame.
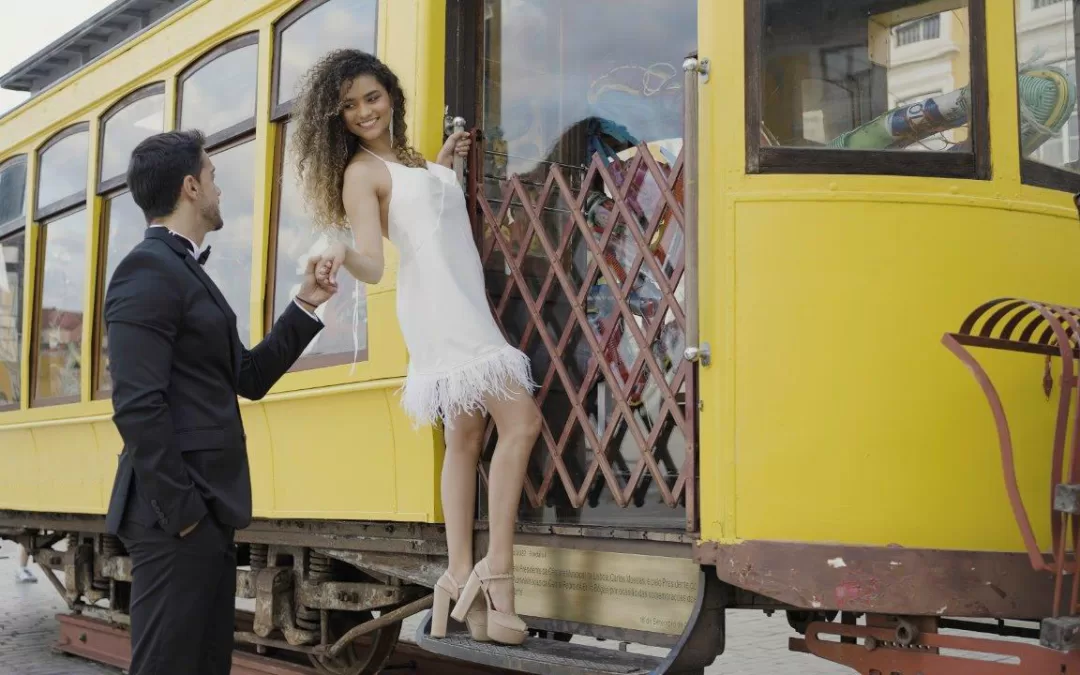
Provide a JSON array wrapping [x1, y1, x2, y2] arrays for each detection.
[[181, 174, 200, 201]]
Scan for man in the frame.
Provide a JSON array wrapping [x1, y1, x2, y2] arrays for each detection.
[[103, 129, 335, 675]]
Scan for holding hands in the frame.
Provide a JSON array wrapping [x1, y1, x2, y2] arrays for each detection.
[[296, 255, 338, 312]]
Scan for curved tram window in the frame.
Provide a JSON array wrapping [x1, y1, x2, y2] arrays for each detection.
[[0, 233, 24, 411], [96, 192, 147, 394], [747, 0, 988, 178], [1016, 0, 1080, 192]]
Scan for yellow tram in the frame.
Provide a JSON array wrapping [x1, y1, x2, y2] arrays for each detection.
[[0, 0, 1077, 672]]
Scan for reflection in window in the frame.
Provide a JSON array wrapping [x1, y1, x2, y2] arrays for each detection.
[[202, 141, 255, 346], [761, 0, 972, 152], [277, 0, 377, 108], [180, 42, 259, 136], [0, 158, 26, 228], [1016, 1, 1078, 173], [0, 233, 24, 409], [272, 123, 366, 366], [34, 209, 86, 404], [96, 192, 144, 393], [101, 91, 165, 183], [38, 129, 89, 209]]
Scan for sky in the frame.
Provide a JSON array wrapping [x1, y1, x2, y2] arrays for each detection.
[[0, 1, 116, 115]]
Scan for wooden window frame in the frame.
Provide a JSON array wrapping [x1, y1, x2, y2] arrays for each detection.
[[0, 227, 26, 412], [0, 155, 28, 240], [176, 32, 259, 151], [91, 185, 132, 401], [744, 0, 991, 180], [97, 82, 166, 194], [30, 205, 87, 408], [270, 0, 380, 122], [35, 123, 90, 222], [1018, 0, 1080, 194]]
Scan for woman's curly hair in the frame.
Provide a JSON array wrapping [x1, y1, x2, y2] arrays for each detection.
[[290, 49, 426, 232]]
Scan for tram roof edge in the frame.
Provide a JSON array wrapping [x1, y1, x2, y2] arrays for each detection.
[[0, 0, 193, 96]]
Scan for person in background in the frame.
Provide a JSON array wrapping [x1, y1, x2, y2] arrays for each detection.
[[14, 544, 36, 583]]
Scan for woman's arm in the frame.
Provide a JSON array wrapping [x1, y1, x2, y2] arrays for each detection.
[[332, 163, 385, 285]]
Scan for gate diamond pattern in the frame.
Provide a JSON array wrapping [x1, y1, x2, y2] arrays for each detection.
[[468, 134, 696, 531]]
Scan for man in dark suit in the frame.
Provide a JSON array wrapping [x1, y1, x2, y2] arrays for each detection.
[[103, 129, 335, 675]]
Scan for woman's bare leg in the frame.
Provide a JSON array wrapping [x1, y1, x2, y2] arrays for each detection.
[[441, 409, 487, 585], [481, 383, 542, 614]]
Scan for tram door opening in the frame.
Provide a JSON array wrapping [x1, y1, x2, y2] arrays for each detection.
[[448, 0, 699, 531]]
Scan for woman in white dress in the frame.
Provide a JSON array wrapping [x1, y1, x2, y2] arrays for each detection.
[[290, 49, 541, 646]]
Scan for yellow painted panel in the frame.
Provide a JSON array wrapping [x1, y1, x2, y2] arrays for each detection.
[[29, 424, 106, 513], [729, 198, 1077, 551], [0, 427, 37, 508], [91, 419, 123, 508]]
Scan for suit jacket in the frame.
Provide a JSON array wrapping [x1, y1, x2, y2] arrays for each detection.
[[103, 227, 323, 536]]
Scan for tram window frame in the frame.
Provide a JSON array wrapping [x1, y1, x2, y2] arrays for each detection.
[[743, 0, 991, 180], [263, 0, 378, 371], [0, 155, 27, 413], [92, 83, 166, 399], [34, 122, 90, 222], [97, 82, 166, 195], [1017, 0, 1080, 194], [176, 32, 259, 151]]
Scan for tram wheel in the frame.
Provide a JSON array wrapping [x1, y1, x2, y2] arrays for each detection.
[[309, 609, 401, 675]]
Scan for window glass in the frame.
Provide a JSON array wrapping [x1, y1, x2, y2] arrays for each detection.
[[203, 141, 255, 346], [38, 130, 89, 209], [97, 191, 144, 393], [180, 42, 259, 135], [0, 233, 24, 409], [277, 0, 377, 107], [272, 123, 367, 365], [1016, 0, 1078, 172], [0, 159, 26, 228], [760, 0, 973, 152], [34, 209, 86, 403], [101, 91, 165, 183]]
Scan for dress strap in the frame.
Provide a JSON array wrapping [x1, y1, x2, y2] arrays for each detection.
[[359, 145, 390, 165]]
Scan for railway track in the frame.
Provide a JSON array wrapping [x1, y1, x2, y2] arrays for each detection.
[[56, 612, 515, 675]]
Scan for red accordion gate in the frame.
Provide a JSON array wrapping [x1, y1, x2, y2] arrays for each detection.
[[465, 132, 697, 532]]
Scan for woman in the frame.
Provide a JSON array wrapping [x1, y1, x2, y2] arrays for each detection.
[[290, 49, 541, 646]]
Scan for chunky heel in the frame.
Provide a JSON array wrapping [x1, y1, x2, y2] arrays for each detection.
[[433, 571, 488, 641], [430, 583, 451, 638], [454, 558, 528, 646]]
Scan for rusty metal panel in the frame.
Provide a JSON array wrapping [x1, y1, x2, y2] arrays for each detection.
[[466, 131, 695, 532]]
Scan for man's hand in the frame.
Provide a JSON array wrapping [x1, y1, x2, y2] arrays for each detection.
[[297, 255, 337, 309]]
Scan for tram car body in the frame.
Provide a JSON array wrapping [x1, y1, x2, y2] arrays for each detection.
[[0, 0, 1078, 673]]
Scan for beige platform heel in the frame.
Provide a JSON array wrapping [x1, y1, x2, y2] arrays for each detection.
[[430, 570, 488, 641], [450, 558, 527, 646]]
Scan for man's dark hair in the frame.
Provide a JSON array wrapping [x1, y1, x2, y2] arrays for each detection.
[[127, 129, 206, 222]]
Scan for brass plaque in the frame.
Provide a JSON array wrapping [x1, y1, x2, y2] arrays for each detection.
[[512, 544, 698, 636]]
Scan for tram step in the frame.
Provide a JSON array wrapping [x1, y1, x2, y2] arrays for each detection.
[[415, 613, 665, 675]]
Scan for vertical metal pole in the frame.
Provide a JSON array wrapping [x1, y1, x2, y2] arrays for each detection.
[[682, 57, 710, 367], [452, 116, 467, 185]]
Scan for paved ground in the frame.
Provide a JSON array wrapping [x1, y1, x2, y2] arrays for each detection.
[[0, 535, 850, 675]]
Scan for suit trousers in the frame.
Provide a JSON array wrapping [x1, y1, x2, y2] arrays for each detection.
[[118, 508, 236, 675]]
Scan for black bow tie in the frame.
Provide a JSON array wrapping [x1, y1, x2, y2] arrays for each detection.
[[171, 233, 211, 265]]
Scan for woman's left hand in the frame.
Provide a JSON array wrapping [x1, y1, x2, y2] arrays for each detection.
[[437, 130, 471, 168]]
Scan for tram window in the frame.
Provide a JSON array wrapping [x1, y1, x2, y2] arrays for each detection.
[[32, 208, 87, 406], [0, 232, 24, 411], [202, 140, 256, 348], [745, 0, 989, 178], [93, 191, 144, 396], [178, 34, 259, 146], [1016, 0, 1080, 192], [98, 84, 165, 192], [272, 0, 377, 118], [0, 157, 27, 236], [268, 123, 367, 369], [36, 125, 89, 219]]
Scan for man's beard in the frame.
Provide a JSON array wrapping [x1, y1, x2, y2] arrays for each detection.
[[202, 203, 224, 231]]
